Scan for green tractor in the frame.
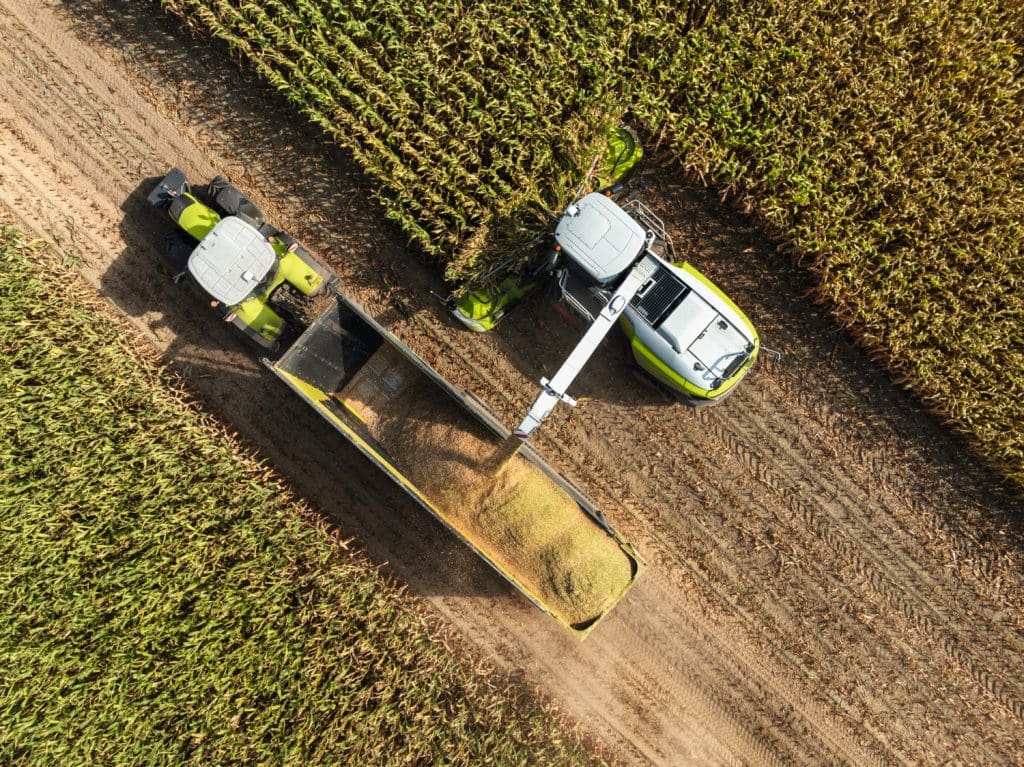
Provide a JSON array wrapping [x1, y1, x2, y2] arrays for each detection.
[[147, 168, 332, 349], [450, 128, 760, 408]]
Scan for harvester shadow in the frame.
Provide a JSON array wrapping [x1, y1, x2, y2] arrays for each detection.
[[488, 289, 672, 408]]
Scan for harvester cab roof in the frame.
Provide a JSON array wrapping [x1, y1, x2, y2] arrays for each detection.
[[555, 193, 651, 284]]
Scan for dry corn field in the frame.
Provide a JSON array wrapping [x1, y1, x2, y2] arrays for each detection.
[[2, 1, 1024, 765], [163, 0, 1024, 489]]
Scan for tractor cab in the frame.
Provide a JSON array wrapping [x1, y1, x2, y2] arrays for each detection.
[[148, 168, 332, 350], [188, 216, 277, 306]]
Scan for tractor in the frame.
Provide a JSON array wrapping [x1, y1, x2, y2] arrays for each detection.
[[147, 168, 332, 349]]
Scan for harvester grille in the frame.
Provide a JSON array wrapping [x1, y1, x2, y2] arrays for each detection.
[[631, 268, 689, 328]]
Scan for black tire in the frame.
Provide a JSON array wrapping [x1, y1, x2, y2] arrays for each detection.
[[626, 354, 730, 408], [158, 230, 195, 274], [206, 176, 265, 222]]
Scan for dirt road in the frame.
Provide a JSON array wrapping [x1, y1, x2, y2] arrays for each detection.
[[2, 2, 1023, 764]]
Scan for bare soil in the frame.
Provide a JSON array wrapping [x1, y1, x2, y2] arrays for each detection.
[[3, 1, 1024, 764]]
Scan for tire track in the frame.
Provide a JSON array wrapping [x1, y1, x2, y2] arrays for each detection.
[[719, 391, 1024, 726], [1, 6, 833, 764], [412, 308, 1015, 760], [394, 281, 1013, 762], [758, 364, 1024, 618], [398, 310, 908, 766]]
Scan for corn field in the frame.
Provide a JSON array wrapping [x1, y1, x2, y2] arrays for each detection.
[[650, 0, 1024, 487], [164, 0, 651, 284], [160, 0, 1023, 486], [0, 227, 608, 767]]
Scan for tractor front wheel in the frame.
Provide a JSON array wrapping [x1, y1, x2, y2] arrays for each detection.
[[207, 176, 265, 222]]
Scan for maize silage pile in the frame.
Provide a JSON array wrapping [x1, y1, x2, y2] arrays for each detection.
[[339, 347, 633, 626]]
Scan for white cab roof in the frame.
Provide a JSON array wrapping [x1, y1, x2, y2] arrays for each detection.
[[555, 192, 647, 283], [188, 216, 275, 306]]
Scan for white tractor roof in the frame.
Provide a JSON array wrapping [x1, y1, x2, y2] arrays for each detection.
[[555, 192, 648, 283], [188, 216, 276, 306]]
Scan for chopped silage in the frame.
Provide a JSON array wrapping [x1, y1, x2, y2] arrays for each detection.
[[338, 346, 633, 625]]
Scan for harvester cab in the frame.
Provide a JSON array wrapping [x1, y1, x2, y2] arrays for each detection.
[[449, 128, 760, 421], [557, 194, 758, 399], [147, 168, 332, 349]]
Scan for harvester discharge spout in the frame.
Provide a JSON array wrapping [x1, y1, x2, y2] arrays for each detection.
[[509, 253, 659, 445]]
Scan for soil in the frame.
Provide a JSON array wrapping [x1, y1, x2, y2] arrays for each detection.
[[3, 1, 1024, 765]]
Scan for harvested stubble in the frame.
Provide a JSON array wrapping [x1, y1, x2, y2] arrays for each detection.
[[340, 345, 633, 625]]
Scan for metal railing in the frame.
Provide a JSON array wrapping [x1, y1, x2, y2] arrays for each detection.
[[621, 199, 676, 261]]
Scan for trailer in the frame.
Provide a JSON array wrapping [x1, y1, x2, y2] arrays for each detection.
[[150, 167, 643, 638], [267, 290, 644, 637]]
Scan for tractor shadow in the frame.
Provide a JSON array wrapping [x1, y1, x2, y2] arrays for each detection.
[[57, 0, 521, 605]]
